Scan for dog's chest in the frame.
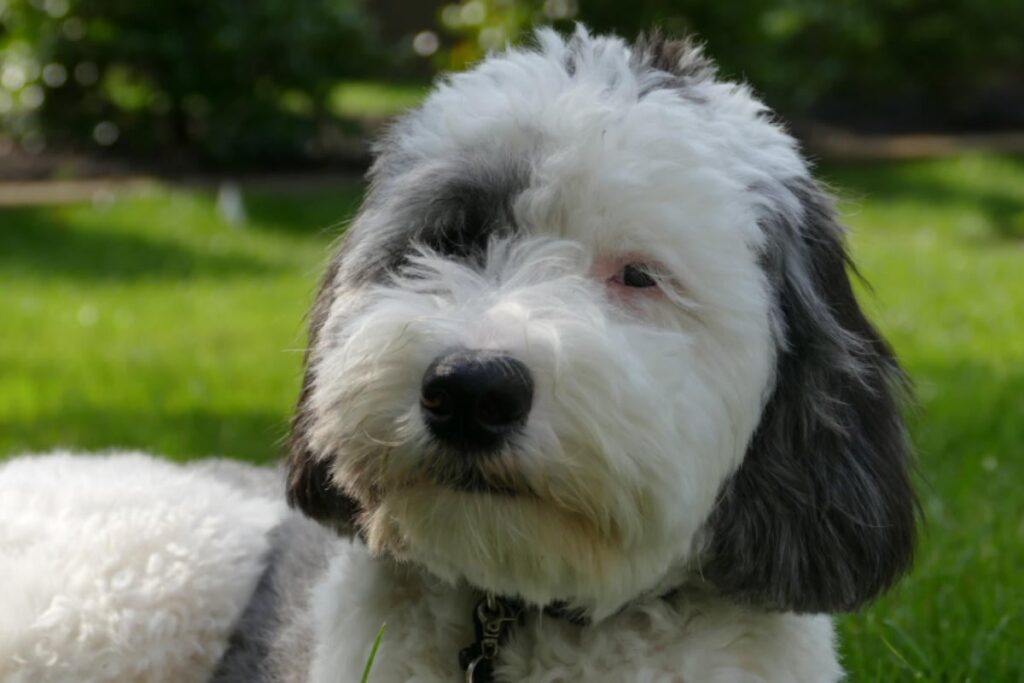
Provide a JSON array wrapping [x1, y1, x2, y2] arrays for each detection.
[[306, 546, 840, 683]]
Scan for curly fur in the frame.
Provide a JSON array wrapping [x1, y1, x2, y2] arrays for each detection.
[[0, 452, 286, 683]]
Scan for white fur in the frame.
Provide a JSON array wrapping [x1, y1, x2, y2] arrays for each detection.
[[309, 543, 841, 683], [0, 452, 285, 683], [311, 236, 772, 616], [309, 28, 785, 618], [301, 28, 844, 681], [0, 452, 841, 682]]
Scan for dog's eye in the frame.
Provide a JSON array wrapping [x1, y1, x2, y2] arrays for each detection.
[[619, 264, 658, 288]]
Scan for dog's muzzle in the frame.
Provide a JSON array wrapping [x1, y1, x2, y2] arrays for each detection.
[[420, 349, 533, 452]]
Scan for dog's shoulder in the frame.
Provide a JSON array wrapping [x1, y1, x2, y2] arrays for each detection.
[[212, 511, 344, 683]]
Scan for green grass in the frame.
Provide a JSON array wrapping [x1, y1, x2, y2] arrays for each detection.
[[329, 80, 431, 119], [1, 153, 1022, 680], [0, 184, 362, 463], [818, 154, 1024, 681], [361, 623, 387, 683]]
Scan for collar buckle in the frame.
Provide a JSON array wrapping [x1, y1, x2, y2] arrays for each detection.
[[459, 594, 523, 683]]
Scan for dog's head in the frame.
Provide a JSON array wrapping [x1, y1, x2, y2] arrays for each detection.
[[287, 28, 915, 618]]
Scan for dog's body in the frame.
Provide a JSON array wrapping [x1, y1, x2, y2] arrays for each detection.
[[0, 453, 839, 683], [0, 453, 287, 683], [1, 27, 915, 683]]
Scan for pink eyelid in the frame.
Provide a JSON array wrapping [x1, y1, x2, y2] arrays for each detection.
[[592, 253, 671, 300]]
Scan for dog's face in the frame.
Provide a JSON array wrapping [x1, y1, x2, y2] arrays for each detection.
[[288, 29, 915, 618]]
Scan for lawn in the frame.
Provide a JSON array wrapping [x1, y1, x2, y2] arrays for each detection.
[[1, 153, 1022, 681]]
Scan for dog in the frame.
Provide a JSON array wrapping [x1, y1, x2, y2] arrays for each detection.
[[0, 27, 915, 683]]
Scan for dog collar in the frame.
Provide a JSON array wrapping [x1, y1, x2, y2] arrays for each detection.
[[458, 594, 522, 683], [458, 594, 590, 682]]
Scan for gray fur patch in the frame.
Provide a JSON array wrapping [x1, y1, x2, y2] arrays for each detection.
[[286, 152, 529, 527], [629, 31, 715, 100], [211, 512, 342, 683]]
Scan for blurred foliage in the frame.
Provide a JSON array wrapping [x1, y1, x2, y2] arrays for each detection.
[[429, 0, 1024, 124], [429, 0, 576, 70], [2, 0, 1022, 164], [328, 80, 430, 120], [0, 0, 379, 163]]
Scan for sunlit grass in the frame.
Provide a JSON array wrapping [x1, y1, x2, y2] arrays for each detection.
[[1, 153, 1021, 680], [0, 184, 361, 462]]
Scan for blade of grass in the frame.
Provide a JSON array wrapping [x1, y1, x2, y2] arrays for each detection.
[[878, 629, 918, 676], [361, 623, 386, 683]]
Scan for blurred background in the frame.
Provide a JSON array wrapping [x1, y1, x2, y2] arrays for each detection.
[[1, 1, 1021, 680]]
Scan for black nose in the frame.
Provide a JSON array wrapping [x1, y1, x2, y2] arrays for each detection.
[[420, 349, 534, 451]]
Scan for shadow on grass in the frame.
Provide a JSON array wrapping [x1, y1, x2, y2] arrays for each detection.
[[243, 187, 363, 237], [838, 356, 1023, 681], [821, 156, 1024, 240], [0, 406, 290, 464], [0, 206, 275, 281], [906, 358, 1024, 471]]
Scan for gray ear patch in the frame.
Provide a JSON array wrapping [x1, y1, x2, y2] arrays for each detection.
[[702, 177, 917, 613], [284, 253, 363, 532]]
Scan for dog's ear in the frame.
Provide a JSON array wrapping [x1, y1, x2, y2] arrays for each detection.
[[703, 177, 917, 613], [285, 257, 363, 534]]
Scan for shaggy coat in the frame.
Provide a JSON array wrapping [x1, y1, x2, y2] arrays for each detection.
[[0, 27, 915, 683]]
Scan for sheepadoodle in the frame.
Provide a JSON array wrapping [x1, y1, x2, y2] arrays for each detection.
[[0, 27, 917, 683]]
